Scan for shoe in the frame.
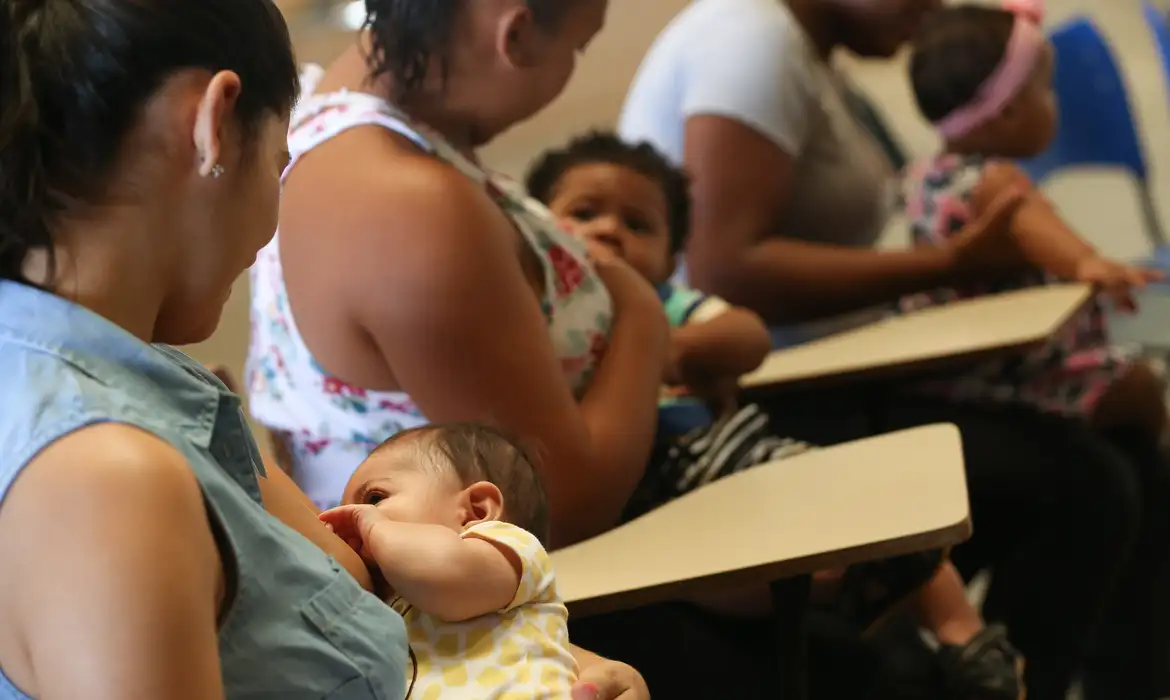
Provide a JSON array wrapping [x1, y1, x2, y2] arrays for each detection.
[[938, 623, 1026, 700]]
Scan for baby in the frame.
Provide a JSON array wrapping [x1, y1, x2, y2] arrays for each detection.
[[320, 423, 577, 700], [526, 132, 1025, 700], [903, 0, 1166, 441]]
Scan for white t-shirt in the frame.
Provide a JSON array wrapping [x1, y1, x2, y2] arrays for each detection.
[[619, 0, 893, 347]]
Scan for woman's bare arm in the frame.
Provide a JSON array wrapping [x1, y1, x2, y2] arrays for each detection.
[[0, 424, 225, 699], [336, 159, 665, 547], [683, 115, 960, 324]]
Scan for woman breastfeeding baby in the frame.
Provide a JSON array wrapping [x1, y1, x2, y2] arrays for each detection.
[[0, 1, 643, 698]]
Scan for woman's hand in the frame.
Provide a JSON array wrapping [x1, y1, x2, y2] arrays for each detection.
[[573, 658, 651, 700], [585, 240, 667, 326]]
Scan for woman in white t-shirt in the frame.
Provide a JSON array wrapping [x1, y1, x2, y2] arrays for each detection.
[[620, 1, 1170, 698]]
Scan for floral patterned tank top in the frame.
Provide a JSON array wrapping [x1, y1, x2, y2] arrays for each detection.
[[247, 66, 613, 509]]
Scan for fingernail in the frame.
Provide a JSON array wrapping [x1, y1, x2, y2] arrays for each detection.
[[579, 682, 599, 699]]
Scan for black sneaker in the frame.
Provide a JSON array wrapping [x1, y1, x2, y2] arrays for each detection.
[[938, 624, 1026, 700]]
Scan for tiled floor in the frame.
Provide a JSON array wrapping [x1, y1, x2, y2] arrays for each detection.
[[190, 0, 1170, 381]]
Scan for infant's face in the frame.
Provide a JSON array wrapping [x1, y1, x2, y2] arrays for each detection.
[[548, 162, 674, 286], [342, 447, 466, 532]]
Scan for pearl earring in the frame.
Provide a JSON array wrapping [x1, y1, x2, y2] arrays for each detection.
[[210, 164, 225, 179]]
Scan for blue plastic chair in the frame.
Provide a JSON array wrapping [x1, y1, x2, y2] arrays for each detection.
[[1020, 15, 1170, 349], [1143, 1, 1170, 267], [1019, 16, 1166, 249]]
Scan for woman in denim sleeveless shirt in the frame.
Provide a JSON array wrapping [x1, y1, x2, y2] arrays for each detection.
[[0, 2, 645, 698]]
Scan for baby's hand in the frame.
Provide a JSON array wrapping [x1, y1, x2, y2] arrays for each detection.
[[319, 504, 387, 558], [1075, 256, 1162, 313]]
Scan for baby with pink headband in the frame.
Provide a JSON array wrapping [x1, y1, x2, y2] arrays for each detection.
[[901, 0, 1168, 442]]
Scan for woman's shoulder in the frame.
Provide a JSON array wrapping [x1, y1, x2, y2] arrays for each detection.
[[0, 347, 182, 479], [675, 0, 812, 60], [294, 139, 505, 251]]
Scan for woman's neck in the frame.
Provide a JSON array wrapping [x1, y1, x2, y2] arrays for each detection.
[[26, 216, 168, 343], [345, 44, 484, 160], [784, 0, 838, 59], [398, 95, 482, 160]]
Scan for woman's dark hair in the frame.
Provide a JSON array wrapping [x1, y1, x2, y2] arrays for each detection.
[[0, 0, 298, 284], [363, 0, 573, 99], [909, 5, 1017, 123], [526, 131, 692, 255], [377, 423, 551, 545]]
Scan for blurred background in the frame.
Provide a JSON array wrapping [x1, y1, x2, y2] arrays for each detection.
[[192, 0, 1170, 385]]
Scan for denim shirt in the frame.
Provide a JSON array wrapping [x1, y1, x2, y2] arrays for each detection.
[[0, 281, 408, 699]]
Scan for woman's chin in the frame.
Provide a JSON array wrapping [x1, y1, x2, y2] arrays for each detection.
[[154, 305, 226, 347]]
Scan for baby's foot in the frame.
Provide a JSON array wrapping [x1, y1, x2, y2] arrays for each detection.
[[937, 624, 1025, 700]]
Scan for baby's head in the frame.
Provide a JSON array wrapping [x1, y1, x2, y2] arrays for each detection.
[[526, 132, 691, 286], [342, 423, 550, 544], [910, 3, 1055, 158]]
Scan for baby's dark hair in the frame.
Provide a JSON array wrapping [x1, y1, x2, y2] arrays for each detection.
[[526, 131, 692, 255], [909, 5, 1018, 124], [0, 0, 298, 286], [362, 0, 574, 100], [377, 423, 550, 544]]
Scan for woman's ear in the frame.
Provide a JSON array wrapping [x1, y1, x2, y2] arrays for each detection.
[[495, 4, 541, 70], [460, 481, 505, 527], [192, 70, 242, 177]]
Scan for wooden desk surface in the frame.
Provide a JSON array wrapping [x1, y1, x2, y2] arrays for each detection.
[[741, 285, 1092, 392], [553, 424, 970, 617]]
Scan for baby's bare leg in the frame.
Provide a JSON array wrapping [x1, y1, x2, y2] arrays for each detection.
[[913, 561, 984, 645]]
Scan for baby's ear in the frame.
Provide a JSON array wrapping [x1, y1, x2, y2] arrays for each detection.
[[461, 481, 505, 527]]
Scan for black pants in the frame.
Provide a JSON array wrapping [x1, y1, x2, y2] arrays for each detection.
[[568, 602, 881, 698], [571, 390, 1170, 698], [875, 394, 1170, 700]]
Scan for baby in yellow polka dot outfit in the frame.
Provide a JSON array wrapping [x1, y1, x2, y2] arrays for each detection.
[[319, 423, 578, 700]]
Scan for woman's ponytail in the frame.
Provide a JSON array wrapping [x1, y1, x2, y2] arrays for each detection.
[[0, 2, 53, 283]]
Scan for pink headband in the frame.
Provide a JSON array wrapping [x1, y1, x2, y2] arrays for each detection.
[[932, 0, 1046, 141]]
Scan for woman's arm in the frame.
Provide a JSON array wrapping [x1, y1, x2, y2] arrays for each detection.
[[0, 424, 226, 699], [333, 158, 666, 547], [683, 115, 996, 324]]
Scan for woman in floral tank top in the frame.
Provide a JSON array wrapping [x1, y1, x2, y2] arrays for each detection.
[[248, 0, 669, 543], [247, 1, 667, 698]]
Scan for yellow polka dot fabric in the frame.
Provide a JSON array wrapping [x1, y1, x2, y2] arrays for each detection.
[[394, 521, 578, 699]]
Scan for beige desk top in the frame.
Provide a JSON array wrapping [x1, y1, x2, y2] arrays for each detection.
[[740, 284, 1093, 392], [553, 424, 970, 617]]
